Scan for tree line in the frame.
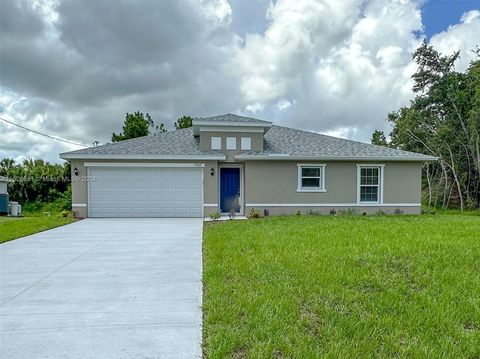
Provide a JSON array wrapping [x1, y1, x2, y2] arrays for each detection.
[[111, 113, 194, 142], [0, 158, 70, 205], [372, 42, 480, 210]]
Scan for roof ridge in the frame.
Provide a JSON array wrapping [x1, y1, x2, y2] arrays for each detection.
[[200, 113, 272, 123]]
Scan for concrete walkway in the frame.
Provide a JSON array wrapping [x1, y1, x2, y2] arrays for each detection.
[[0, 218, 203, 359]]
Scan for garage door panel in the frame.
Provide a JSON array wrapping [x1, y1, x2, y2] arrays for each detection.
[[88, 166, 203, 218]]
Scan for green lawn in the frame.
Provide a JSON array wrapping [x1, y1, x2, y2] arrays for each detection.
[[203, 213, 480, 358], [0, 215, 75, 244]]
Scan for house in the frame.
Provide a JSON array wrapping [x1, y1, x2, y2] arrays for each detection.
[[60, 114, 437, 218]]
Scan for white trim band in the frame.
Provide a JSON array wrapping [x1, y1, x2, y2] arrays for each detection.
[[235, 155, 438, 161], [246, 203, 421, 207], [84, 162, 205, 168], [72, 203, 87, 207], [203, 204, 218, 207]]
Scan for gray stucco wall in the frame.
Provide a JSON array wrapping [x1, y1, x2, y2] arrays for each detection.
[[244, 160, 422, 211], [69, 159, 218, 218], [199, 131, 264, 161], [69, 158, 422, 217]]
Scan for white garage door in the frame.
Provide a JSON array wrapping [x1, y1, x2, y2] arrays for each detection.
[[87, 166, 203, 217]]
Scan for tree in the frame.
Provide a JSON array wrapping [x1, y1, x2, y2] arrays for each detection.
[[155, 123, 167, 133], [374, 42, 480, 210], [174, 116, 194, 130], [371, 130, 388, 146], [112, 112, 154, 142]]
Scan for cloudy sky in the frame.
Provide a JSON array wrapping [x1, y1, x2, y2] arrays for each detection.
[[1, 0, 479, 163]]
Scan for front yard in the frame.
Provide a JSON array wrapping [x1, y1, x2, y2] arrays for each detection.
[[203, 213, 480, 357], [0, 215, 75, 244]]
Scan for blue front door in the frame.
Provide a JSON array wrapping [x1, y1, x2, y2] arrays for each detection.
[[220, 168, 240, 213]]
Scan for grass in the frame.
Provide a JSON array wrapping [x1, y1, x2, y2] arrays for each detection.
[[0, 214, 75, 244], [203, 212, 480, 358]]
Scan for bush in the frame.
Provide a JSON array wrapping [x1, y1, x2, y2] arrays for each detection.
[[209, 212, 221, 221], [421, 207, 436, 215], [338, 208, 357, 216], [465, 197, 475, 210], [247, 208, 261, 219], [296, 210, 301, 216], [58, 210, 71, 218]]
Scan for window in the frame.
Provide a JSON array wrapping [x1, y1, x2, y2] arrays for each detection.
[[211, 136, 221, 150], [357, 165, 384, 203], [241, 137, 251, 150], [297, 164, 326, 192], [226, 137, 237, 150]]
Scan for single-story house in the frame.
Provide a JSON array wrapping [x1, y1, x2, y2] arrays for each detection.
[[60, 114, 437, 218]]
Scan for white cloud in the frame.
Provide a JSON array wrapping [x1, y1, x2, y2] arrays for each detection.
[[1, 0, 479, 162], [201, 0, 233, 26], [430, 10, 480, 71], [234, 0, 424, 139], [277, 99, 293, 110]]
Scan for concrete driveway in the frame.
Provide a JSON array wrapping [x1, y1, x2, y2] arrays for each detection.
[[0, 218, 203, 359]]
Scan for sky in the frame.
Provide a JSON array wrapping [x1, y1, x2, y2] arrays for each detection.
[[1, 0, 479, 163]]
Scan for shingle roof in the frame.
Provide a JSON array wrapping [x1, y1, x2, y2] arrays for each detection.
[[60, 127, 226, 159], [60, 117, 436, 161], [236, 125, 437, 161], [196, 113, 272, 124]]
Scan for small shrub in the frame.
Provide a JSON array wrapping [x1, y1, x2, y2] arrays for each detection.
[[394, 208, 404, 215], [338, 208, 356, 216], [465, 197, 475, 210], [263, 209, 270, 217], [247, 208, 261, 219], [422, 207, 436, 215], [58, 210, 71, 218], [329, 209, 337, 215], [362, 211, 367, 216], [209, 211, 221, 221], [296, 210, 301, 216], [375, 210, 386, 216]]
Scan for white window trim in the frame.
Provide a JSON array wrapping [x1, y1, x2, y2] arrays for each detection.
[[297, 163, 326, 192], [211, 136, 221, 150], [356, 164, 384, 204], [226, 137, 237, 150], [241, 137, 251, 150]]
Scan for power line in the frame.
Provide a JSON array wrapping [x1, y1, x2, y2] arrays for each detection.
[[0, 116, 86, 147]]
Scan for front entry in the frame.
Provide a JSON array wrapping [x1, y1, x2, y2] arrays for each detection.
[[220, 167, 241, 213]]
